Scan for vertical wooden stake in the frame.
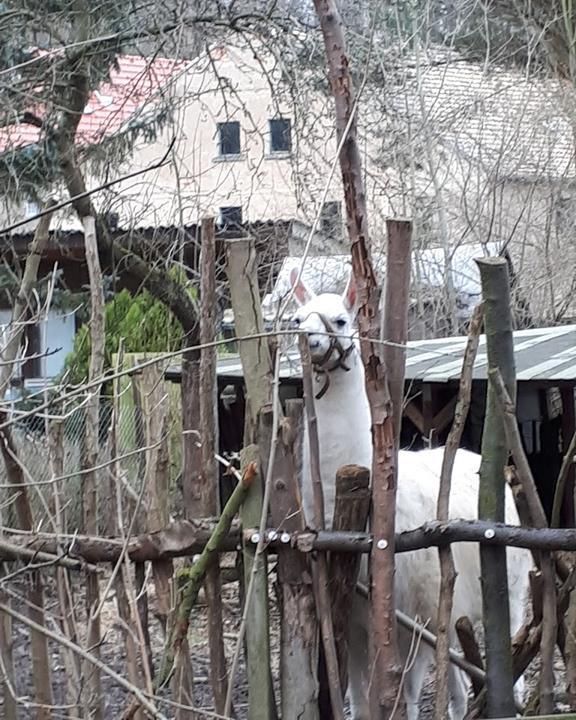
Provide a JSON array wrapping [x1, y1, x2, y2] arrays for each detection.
[[321, 464, 370, 708], [383, 219, 412, 446], [226, 238, 276, 720], [199, 216, 229, 712], [262, 401, 319, 720], [476, 257, 516, 718], [300, 337, 345, 720]]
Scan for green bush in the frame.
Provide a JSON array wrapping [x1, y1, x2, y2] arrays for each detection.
[[62, 287, 186, 385]]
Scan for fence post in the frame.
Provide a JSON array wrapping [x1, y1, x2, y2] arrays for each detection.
[[476, 257, 516, 717], [226, 238, 276, 720], [318, 464, 370, 717], [262, 400, 319, 720]]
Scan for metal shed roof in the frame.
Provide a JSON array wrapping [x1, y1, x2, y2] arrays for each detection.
[[165, 324, 576, 386]]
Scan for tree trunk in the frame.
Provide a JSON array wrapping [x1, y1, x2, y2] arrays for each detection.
[[312, 3, 405, 716], [0, 204, 57, 720], [476, 257, 516, 718], [0, 202, 55, 398]]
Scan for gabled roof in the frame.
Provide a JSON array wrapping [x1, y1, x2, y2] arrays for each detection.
[[0, 54, 184, 152], [387, 51, 576, 181]]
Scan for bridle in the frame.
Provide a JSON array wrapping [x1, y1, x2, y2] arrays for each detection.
[[307, 312, 356, 400]]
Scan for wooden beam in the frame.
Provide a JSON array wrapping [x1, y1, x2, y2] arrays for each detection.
[[403, 400, 424, 434], [433, 395, 458, 436], [560, 387, 576, 527]]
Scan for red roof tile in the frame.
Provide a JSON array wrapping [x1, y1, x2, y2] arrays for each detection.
[[0, 54, 183, 152]]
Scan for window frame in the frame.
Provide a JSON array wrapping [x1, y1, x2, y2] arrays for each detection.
[[268, 117, 292, 154], [219, 205, 243, 230], [217, 121, 241, 157]]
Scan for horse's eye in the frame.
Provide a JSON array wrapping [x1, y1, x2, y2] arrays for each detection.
[[293, 317, 301, 326], [335, 318, 347, 328]]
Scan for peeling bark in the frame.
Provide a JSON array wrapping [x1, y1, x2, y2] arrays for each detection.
[[312, 3, 405, 716]]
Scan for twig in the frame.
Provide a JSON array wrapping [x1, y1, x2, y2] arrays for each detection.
[[0, 601, 167, 719], [434, 303, 482, 719], [299, 334, 345, 720]]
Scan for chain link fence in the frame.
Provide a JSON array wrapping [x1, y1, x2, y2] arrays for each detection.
[[1, 362, 182, 534]]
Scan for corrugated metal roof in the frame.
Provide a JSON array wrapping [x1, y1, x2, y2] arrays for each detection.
[[404, 324, 576, 382], [166, 324, 576, 385]]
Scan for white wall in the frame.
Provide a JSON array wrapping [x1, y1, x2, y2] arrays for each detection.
[[42, 311, 76, 378], [0, 309, 76, 380]]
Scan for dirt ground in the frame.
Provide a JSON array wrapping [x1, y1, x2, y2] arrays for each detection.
[[2, 561, 570, 719]]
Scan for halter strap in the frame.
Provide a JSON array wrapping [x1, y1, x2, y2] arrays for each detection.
[[310, 312, 356, 400]]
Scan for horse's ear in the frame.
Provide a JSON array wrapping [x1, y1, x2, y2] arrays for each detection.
[[342, 270, 357, 312], [290, 267, 315, 306]]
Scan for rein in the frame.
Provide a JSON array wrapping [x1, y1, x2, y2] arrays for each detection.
[[311, 312, 355, 400]]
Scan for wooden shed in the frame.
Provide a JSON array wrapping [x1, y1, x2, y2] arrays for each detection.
[[165, 324, 576, 526]]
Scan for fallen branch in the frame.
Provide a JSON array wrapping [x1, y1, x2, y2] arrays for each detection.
[[0, 538, 100, 573]]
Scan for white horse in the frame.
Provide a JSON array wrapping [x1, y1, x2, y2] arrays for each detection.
[[291, 268, 532, 719]]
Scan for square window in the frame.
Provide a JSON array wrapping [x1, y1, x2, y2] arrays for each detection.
[[217, 121, 240, 156], [269, 118, 291, 153], [320, 201, 342, 237], [219, 206, 243, 230]]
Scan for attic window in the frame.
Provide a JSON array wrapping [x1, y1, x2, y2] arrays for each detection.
[[269, 118, 291, 153], [219, 206, 243, 230], [320, 201, 342, 237], [218, 121, 240, 156]]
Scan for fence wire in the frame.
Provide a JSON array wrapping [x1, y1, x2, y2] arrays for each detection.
[[0, 376, 180, 534]]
